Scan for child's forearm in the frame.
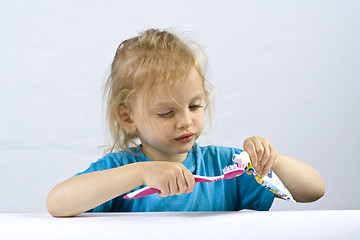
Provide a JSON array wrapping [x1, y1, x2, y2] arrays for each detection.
[[46, 162, 145, 217], [271, 154, 325, 202]]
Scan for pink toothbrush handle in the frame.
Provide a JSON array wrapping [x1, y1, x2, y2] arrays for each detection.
[[194, 176, 221, 182], [123, 186, 160, 199], [123, 175, 221, 199]]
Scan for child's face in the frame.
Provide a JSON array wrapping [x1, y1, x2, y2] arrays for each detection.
[[130, 68, 205, 162]]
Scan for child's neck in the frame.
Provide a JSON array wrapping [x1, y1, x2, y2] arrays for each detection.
[[140, 145, 188, 163]]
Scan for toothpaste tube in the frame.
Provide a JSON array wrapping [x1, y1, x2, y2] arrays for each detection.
[[232, 152, 295, 202]]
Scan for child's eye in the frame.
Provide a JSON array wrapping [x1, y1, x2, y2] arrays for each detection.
[[158, 110, 174, 118], [189, 105, 203, 111]]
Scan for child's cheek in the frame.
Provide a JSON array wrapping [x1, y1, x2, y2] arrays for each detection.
[[198, 110, 205, 128]]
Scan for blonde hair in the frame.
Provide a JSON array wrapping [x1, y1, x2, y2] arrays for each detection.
[[104, 29, 213, 153]]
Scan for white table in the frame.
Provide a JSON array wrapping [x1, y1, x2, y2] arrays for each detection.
[[0, 210, 359, 240]]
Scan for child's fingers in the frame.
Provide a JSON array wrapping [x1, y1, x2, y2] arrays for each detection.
[[151, 162, 189, 197], [170, 166, 194, 196], [268, 143, 278, 171], [168, 178, 179, 196], [249, 137, 265, 173], [269, 143, 277, 164], [244, 136, 278, 177], [175, 171, 189, 195], [260, 139, 277, 177], [259, 140, 271, 176], [243, 138, 259, 171], [158, 182, 170, 197], [171, 168, 188, 196], [183, 169, 195, 194]]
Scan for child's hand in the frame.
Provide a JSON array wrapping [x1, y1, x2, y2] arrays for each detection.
[[140, 162, 195, 197], [243, 136, 278, 178]]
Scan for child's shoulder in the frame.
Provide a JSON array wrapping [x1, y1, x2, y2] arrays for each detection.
[[75, 147, 146, 176], [102, 147, 144, 164]]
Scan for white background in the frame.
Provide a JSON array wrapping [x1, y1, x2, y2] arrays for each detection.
[[0, 0, 359, 213]]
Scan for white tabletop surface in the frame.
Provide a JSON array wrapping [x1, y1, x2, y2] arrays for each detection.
[[0, 210, 359, 240]]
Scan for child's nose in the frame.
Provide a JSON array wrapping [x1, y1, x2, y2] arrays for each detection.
[[177, 110, 193, 129]]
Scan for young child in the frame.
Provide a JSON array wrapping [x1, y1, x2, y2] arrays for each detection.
[[46, 29, 325, 217]]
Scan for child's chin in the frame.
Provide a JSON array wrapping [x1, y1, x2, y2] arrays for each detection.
[[174, 143, 194, 154]]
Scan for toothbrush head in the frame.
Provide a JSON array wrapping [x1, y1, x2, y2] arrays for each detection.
[[222, 163, 245, 179]]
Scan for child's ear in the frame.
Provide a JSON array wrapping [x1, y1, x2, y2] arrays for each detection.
[[118, 105, 137, 133]]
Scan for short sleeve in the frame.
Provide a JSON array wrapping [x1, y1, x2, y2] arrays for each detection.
[[73, 152, 129, 212]]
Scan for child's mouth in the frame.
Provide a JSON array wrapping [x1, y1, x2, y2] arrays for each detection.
[[174, 133, 194, 143]]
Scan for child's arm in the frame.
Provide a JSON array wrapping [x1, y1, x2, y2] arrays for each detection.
[[46, 161, 195, 217], [243, 136, 325, 202], [271, 153, 325, 202]]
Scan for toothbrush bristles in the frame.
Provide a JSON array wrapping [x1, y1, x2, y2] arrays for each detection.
[[222, 163, 239, 174]]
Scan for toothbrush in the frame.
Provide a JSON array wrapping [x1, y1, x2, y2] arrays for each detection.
[[123, 163, 245, 199]]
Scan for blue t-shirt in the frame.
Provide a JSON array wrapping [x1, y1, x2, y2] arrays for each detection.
[[76, 143, 274, 212]]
